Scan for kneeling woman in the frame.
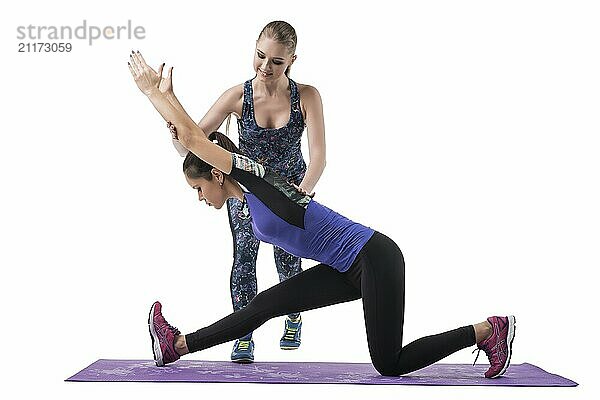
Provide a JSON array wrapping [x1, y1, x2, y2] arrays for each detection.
[[150, 130, 514, 378], [130, 58, 515, 378]]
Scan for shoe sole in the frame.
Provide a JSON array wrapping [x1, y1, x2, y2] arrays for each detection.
[[489, 315, 516, 378], [231, 358, 254, 364], [280, 343, 301, 350], [148, 303, 164, 367]]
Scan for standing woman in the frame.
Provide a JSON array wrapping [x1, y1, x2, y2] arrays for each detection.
[[166, 21, 326, 362]]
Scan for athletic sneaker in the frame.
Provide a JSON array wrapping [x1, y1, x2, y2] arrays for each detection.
[[148, 301, 181, 367], [473, 315, 516, 378], [231, 333, 254, 363], [280, 315, 302, 350]]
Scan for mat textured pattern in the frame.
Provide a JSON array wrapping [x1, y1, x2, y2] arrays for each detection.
[[66, 360, 577, 386]]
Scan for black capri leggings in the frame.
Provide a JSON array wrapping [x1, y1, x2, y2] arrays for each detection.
[[185, 231, 476, 376]]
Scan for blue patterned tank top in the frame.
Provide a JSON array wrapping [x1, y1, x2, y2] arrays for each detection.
[[237, 77, 307, 182]]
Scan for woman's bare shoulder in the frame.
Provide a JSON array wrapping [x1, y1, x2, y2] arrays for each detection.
[[296, 82, 318, 92], [217, 83, 245, 118], [297, 83, 321, 99], [222, 83, 244, 101], [296, 83, 322, 109]]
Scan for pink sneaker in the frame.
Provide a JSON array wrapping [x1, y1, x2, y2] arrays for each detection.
[[473, 315, 516, 378], [148, 301, 181, 367]]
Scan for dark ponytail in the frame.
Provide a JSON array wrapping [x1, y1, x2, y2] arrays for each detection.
[[183, 131, 242, 180]]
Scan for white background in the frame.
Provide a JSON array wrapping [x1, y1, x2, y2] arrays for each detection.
[[1, 0, 598, 399]]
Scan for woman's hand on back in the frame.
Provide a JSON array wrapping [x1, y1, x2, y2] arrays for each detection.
[[290, 182, 315, 198]]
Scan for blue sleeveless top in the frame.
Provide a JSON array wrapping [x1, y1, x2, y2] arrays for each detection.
[[237, 77, 307, 182], [228, 154, 375, 272]]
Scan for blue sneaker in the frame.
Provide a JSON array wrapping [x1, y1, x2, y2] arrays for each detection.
[[280, 315, 302, 350], [231, 333, 254, 363]]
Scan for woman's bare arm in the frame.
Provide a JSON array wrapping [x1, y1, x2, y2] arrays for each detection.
[[298, 85, 326, 194], [129, 51, 233, 173], [196, 85, 243, 135], [166, 85, 241, 156], [149, 90, 233, 173]]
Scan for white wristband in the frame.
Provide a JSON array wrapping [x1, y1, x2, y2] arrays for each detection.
[[172, 139, 189, 157]]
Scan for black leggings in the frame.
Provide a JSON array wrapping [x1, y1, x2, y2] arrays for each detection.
[[185, 231, 476, 376]]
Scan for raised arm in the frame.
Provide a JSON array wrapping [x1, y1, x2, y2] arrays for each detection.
[[166, 101, 234, 174], [169, 85, 242, 157], [129, 51, 233, 174]]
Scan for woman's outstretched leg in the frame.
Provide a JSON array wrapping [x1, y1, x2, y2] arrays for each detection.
[[149, 263, 361, 366]]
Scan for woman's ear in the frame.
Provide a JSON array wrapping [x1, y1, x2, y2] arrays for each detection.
[[211, 168, 224, 184]]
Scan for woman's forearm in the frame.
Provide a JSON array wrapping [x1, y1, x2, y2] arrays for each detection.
[[165, 92, 211, 140], [161, 92, 197, 155], [146, 90, 202, 145], [146, 89, 194, 124], [299, 156, 326, 194], [164, 92, 185, 115]]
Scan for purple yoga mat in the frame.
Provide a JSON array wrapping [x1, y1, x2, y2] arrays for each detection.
[[66, 360, 577, 386]]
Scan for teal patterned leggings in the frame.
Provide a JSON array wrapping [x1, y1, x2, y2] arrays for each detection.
[[226, 196, 302, 327]]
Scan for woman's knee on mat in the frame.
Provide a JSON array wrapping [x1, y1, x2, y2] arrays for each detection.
[[371, 353, 415, 377]]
